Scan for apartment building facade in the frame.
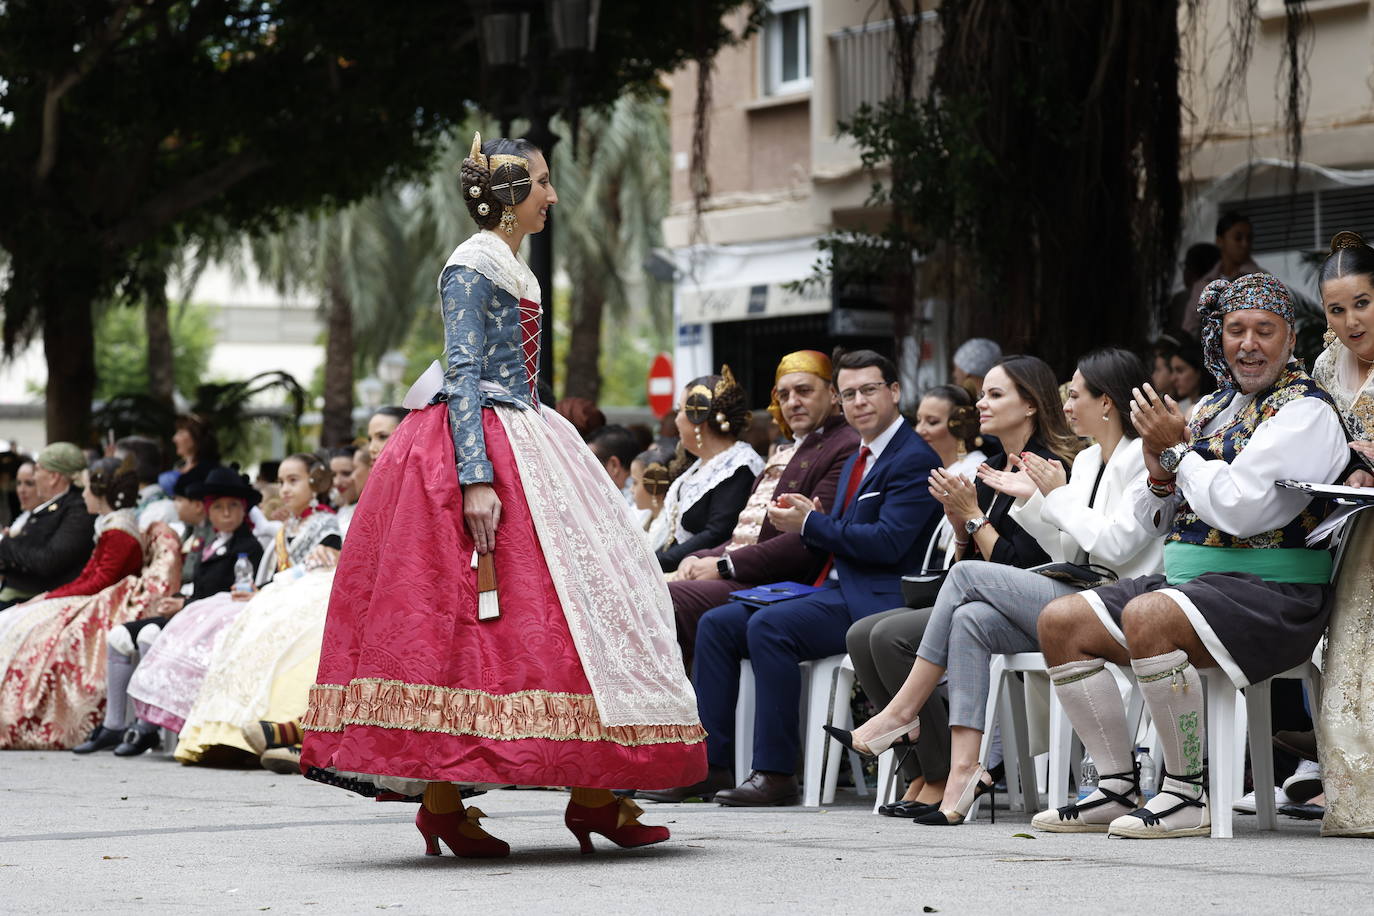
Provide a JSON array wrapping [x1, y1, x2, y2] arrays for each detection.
[[662, 0, 1374, 403]]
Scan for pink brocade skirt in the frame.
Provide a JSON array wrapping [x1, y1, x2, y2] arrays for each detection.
[[300, 404, 705, 791]]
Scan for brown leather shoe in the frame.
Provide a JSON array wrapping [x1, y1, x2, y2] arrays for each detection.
[[714, 770, 800, 807], [639, 766, 736, 803]]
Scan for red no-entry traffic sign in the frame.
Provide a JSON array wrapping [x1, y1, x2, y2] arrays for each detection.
[[647, 353, 675, 418]]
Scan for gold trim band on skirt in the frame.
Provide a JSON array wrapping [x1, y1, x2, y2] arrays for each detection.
[[302, 679, 706, 748]]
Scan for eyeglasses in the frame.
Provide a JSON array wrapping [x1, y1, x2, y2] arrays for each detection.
[[838, 382, 892, 404]]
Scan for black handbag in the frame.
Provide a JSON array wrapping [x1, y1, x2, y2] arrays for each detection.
[[1032, 561, 1119, 590], [901, 525, 953, 607]]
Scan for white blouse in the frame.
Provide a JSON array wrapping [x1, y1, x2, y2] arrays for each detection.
[[1011, 437, 1162, 580]]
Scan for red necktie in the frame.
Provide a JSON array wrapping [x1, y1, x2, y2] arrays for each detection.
[[812, 445, 871, 586]]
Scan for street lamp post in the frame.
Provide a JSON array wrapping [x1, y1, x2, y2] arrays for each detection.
[[468, 0, 601, 401], [377, 350, 409, 405]]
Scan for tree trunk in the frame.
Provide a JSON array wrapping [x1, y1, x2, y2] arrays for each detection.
[[144, 265, 175, 412], [320, 265, 356, 449], [43, 286, 97, 446], [564, 271, 605, 403]]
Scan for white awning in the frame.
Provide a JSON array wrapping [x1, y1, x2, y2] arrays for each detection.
[[673, 237, 831, 325]]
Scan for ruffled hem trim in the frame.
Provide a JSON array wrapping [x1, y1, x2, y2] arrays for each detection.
[[302, 680, 706, 748]]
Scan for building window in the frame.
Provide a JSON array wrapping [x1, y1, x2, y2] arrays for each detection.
[[763, 0, 811, 96]]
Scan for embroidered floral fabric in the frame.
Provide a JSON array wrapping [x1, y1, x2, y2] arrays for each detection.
[[437, 231, 542, 486], [0, 524, 182, 749], [1313, 340, 1374, 834]]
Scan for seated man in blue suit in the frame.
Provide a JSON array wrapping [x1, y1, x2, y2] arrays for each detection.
[[669, 349, 941, 807]]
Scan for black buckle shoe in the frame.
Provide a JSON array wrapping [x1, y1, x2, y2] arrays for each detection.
[[113, 725, 162, 757], [72, 725, 124, 754]]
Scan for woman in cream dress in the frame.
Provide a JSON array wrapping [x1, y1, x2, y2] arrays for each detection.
[[1312, 231, 1374, 837]]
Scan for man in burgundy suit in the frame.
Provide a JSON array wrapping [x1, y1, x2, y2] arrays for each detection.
[[664, 350, 859, 670]]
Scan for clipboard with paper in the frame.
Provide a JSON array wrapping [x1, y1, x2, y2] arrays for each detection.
[[1276, 479, 1374, 546]]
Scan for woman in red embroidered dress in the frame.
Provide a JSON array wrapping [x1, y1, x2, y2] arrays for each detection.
[[300, 134, 706, 857]]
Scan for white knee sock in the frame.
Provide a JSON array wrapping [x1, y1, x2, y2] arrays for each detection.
[[1131, 650, 1204, 790], [1049, 659, 1134, 783]]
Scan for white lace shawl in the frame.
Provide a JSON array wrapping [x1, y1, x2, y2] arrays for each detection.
[[647, 441, 766, 550], [440, 230, 541, 305], [94, 508, 141, 545]]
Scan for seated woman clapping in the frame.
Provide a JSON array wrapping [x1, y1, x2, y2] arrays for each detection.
[[833, 349, 1161, 826]]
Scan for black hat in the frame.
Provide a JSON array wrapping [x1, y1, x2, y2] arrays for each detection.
[[191, 466, 262, 507]]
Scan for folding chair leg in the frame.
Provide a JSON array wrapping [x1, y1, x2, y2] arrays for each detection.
[[733, 661, 755, 785]]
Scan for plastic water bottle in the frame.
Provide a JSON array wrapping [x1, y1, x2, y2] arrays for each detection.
[[232, 553, 254, 598], [1136, 747, 1158, 800], [1077, 752, 1098, 801]]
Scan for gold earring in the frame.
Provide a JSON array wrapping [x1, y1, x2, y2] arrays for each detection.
[[1324, 327, 1338, 347], [500, 206, 517, 235], [694, 425, 704, 450]]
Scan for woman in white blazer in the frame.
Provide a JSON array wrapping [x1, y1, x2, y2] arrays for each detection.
[[833, 348, 1163, 826]]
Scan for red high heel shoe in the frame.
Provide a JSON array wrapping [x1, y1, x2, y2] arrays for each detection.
[[415, 805, 510, 858], [565, 797, 670, 854]]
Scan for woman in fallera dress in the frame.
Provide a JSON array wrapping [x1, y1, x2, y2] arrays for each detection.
[[299, 132, 706, 858], [1312, 231, 1374, 837]]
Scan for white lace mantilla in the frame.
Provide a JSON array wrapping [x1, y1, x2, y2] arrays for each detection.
[[440, 230, 540, 305], [648, 440, 765, 550], [94, 508, 141, 545], [493, 403, 701, 727]]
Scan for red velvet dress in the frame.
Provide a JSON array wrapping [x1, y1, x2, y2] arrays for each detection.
[[302, 274, 705, 794], [47, 519, 144, 598]]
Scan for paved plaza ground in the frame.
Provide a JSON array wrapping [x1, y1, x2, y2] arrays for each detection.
[[3, 749, 1366, 914]]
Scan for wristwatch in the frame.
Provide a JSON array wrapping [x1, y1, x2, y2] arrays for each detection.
[[1159, 443, 1190, 474], [964, 516, 990, 537], [717, 557, 734, 580]]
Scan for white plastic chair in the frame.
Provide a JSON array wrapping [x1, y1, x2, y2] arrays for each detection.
[[1202, 660, 1322, 838], [733, 654, 868, 807]]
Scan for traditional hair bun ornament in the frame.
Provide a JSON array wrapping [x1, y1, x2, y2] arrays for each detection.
[[1331, 230, 1369, 253], [716, 411, 730, 432], [468, 185, 482, 198], [477, 202, 490, 216]]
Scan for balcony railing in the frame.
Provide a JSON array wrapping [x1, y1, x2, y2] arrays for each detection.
[[829, 14, 939, 126]]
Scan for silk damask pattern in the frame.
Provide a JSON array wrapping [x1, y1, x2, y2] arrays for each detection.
[[0, 523, 181, 749]]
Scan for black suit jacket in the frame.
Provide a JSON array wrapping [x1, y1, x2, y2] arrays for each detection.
[[189, 525, 265, 602], [0, 488, 95, 596]]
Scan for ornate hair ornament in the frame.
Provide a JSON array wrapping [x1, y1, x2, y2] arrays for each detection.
[[714, 364, 741, 399], [683, 383, 714, 425], [1331, 230, 1369, 252]]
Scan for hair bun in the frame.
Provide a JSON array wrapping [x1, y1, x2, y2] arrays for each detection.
[[1330, 230, 1370, 254]]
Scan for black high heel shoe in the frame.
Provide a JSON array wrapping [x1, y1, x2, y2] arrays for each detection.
[[913, 766, 995, 826], [878, 799, 940, 818], [823, 715, 920, 758]]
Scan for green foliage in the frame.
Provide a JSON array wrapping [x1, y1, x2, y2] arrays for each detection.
[[93, 302, 216, 402]]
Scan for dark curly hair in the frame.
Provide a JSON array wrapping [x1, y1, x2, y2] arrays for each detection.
[[461, 137, 542, 231], [87, 456, 140, 511]]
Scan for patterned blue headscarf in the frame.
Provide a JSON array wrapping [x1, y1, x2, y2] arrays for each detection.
[[1195, 273, 1295, 391]]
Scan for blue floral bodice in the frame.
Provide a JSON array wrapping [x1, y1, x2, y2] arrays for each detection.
[[436, 231, 542, 486]]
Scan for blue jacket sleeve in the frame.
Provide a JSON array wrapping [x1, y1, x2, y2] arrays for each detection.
[[440, 265, 495, 486], [800, 457, 939, 567]]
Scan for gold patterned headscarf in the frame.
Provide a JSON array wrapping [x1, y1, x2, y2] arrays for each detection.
[[768, 350, 832, 438]]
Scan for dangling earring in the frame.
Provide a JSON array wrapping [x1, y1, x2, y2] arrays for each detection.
[[694, 425, 704, 450], [500, 206, 517, 236], [1324, 327, 1338, 347]]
